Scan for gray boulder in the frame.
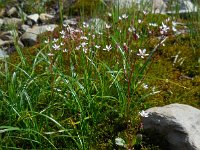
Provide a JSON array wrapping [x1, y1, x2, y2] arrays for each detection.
[[142, 103, 200, 150]]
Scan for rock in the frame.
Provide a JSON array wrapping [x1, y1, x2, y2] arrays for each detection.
[[152, 0, 167, 14], [0, 48, 9, 60], [17, 40, 24, 48], [25, 19, 34, 27], [1, 30, 17, 36], [0, 31, 24, 55], [0, 19, 4, 28], [107, 0, 197, 15], [39, 13, 54, 23], [21, 24, 31, 32], [26, 24, 58, 35], [0, 33, 13, 41], [167, 0, 198, 15], [3, 17, 23, 27], [21, 24, 58, 46], [0, 39, 13, 46], [142, 103, 200, 150], [0, 36, 24, 54], [27, 14, 39, 24], [0, 8, 6, 17], [21, 32, 38, 46], [7, 7, 18, 17], [0, 31, 16, 46]]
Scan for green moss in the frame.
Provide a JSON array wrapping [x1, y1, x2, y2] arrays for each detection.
[[144, 34, 200, 108]]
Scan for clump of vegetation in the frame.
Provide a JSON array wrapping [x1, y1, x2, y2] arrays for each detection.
[[0, 1, 200, 149]]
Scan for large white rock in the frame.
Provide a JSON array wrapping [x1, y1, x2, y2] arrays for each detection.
[[142, 103, 200, 150]]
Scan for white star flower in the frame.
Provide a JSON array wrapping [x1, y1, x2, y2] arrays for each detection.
[[139, 110, 149, 117], [107, 12, 112, 17], [128, 26, 136, 32], [47, 53, 54, 56], [81, 42, 88, 47], [53, 38, 58, 43], [52, 44, 60, 50], [149, 23, 158, 27], [138, 19, 142, 24], [44, 38, 49, 44], [142, 83, 148, 89], [103, 45, 112, 51], [105, 23, 111, 29], [80, 36, 88, 40], [63, 49, 68, 53], [95, 45, 101, 49], [160, 22, 170, 34], [60, 30, 65, 35], [137, 49, 149, 58], [83, 22, 89, 28], [122, 14, 128, 19]]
